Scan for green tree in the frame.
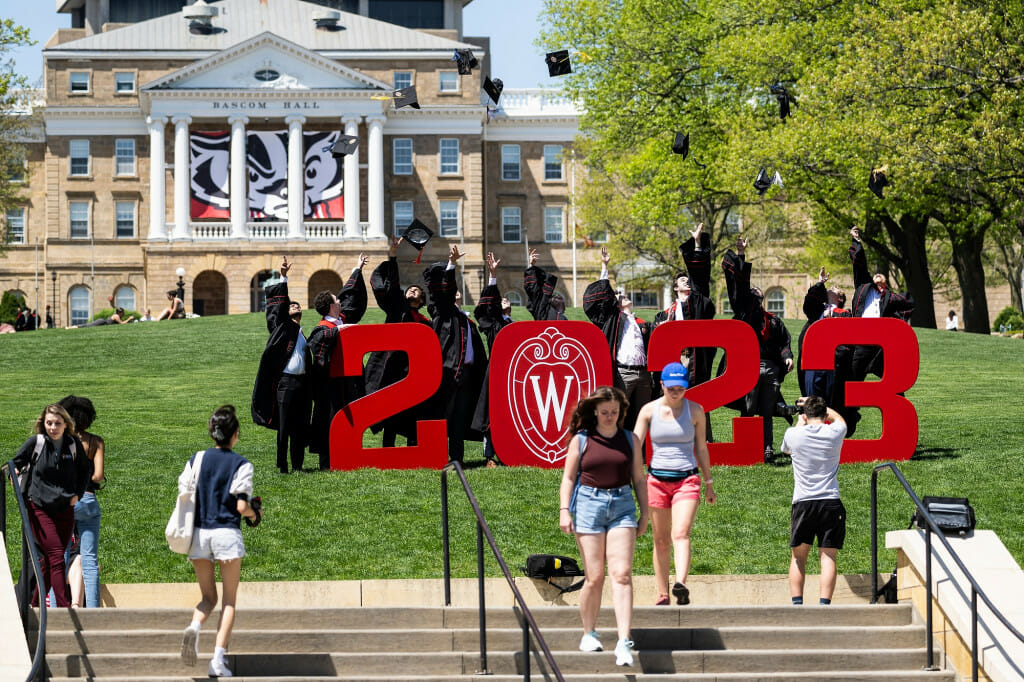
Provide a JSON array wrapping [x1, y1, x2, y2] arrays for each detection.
[[0, 288, 25, 323], [0, 18, 33, 251]]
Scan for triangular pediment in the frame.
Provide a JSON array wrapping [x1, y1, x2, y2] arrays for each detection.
[[144, 33, 391, 92]]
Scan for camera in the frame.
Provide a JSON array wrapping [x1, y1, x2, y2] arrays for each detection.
[[245, 496, 262, 527], [775, 403, 804, 418]]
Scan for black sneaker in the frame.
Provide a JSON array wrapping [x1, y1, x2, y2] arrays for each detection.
[[764, 446, 775, 464], [671, 581, 690, 605]]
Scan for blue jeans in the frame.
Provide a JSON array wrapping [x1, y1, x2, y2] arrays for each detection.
[[74, 492, 102, 607]]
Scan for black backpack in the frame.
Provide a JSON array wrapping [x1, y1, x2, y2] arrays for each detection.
[[910, 496, 976, 536], [521, 553, 585, 594]]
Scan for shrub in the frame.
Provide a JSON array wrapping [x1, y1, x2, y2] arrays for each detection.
[[992, 305, 1024, 333], [0, 290, 26, 324]]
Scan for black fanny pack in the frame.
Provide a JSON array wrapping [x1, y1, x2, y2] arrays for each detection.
[[649, 467, 699, 483]]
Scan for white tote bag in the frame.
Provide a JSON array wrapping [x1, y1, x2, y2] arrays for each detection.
[[165, 451, 205, 554]]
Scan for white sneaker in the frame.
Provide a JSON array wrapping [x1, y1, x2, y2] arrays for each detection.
[[208, 657, 233, 677], [614, 638, 635, 667], [180, 625, 198, 666], [579, 630, 603, 652]]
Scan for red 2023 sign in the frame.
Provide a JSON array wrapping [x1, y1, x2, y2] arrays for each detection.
[[328, 318, 919, 469]]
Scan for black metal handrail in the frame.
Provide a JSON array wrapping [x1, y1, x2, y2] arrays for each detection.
[[2, 460, 49, 682], [871, 462, 1024, 682], [441, 460, 564, 682]]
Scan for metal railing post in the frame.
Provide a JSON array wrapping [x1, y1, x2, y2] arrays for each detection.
[[971, 588, 978, 682], [476, 520, 488, 674], [441, 470, 451, 606], [523, 613, 531, 681], [925, 526, 934, 669], [870, 470, 879, 603]]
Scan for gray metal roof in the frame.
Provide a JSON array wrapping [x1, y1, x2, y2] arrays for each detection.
[[47, 0, 482, 54]]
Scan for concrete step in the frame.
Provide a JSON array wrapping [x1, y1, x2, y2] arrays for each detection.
[[48, 674, 958, 682], [38, 623, 929, 654]]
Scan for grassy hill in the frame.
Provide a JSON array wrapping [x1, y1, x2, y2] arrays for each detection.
[[2, 307, 1022, 585]]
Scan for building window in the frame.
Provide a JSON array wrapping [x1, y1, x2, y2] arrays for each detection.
[[501, 144, 520, 181], [114, 286, 135, 312], [393, 200, 414, 235], [4, 207, 26, 244], [766, 288, 786, 316], [501, 207, 521, 243], [114, 72, 135, 93], [633, 291, 660, 308], [720, 295, 733, 316], [115, 200, 136, 238], [69, 201, 90, 238], [439, 200, 460, 237], [439, 138, 459, 175], [115, 139, 136, 176], [439, 71, 458, 92], [544, 144, 563, 180], [69, 71, 90, 93], [69, 286, 90, 326], [725, 212, 741, 234], [369, 0, 443, 28], [505, 291, 523, 306], [544, 206, 565, 243], [69, 139, 90, 176], [393, 71, 413, 90], [393, 138, 413, 175]]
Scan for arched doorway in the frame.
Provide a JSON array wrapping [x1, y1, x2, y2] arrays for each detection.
[[307, 270, 343, 312], [194, 270, 228, 316]]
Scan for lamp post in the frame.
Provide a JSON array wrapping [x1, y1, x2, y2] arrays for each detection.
[[175, 267, 186, 313], [51, 270, 57, 328]]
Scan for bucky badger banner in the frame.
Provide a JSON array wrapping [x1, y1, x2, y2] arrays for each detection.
[[190, 130, 345, 220]]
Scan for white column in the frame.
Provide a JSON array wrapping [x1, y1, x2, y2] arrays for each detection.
[[342, 115, 362, 239], [366, 115, 386, 239], [146, 115, 167, 240], [229, 115, 249, 239], [286, 115, 305, 239], [172, 115, 192, 240]]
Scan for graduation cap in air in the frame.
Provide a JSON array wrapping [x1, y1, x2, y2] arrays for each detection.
[[546, 50, 572, 77], [869, 165, 889, 198], [769, 83, 796, 120], [483, 76, 504, 105], [452, 49, 479, 75], [672, 132, 690, 159], [402, 219, 434, 263], [328, 134, 359, 157], [393, 86, 420, 110], [754, 167, 784, 196]]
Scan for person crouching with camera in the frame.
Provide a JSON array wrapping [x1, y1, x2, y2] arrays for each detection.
[[779, 396, 846, 605]]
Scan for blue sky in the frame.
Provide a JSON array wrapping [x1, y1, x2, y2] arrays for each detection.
[[6, 0, 550, 89]]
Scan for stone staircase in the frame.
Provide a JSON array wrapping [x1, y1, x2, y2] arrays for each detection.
[[34, 603, 954, 681]]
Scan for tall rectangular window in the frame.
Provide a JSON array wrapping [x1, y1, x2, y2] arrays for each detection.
[[439, 138, 459, 174], [501, 207, 521, 243], [393, 200, 414, 235], [115, 139, 135, 176], [501, 144, 520, 181], [114, 72, 135, 93], [69, 139, 90, 176], [4, 207, 26, 244], [69, 201, 90, 238], [439, 71, 458, 92], [115, 200, 135, 238], [393, 71, 413, 90], [439, 200, 460, 237], [544, 144, 564, 180], [544, 206, 565, 243], [69, 71, 90, 93], [393, 138, 413, 175]]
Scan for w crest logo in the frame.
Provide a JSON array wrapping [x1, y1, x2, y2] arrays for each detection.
[[490, 322, 613, 467]]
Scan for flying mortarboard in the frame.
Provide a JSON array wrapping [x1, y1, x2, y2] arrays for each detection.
[[869, 165, 889, 198], [483, 76, 504, 105], [769, 83, 796, 120], [672, 132, 690, 159], [402, 219, 434, 263], [546, 50, 572, 77], [452, 49, 479, 75], [328, 134, 359, 157], [393, 86, 420, 110], [754, 167, 784, 195]]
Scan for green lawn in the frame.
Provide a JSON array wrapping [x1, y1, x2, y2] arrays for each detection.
[[2, 308, 1022, 585]]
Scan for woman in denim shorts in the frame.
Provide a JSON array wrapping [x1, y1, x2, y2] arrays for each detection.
[[633, 362, 715, 607], [559, 386, 648, 667], [178, 406, 262, 678]]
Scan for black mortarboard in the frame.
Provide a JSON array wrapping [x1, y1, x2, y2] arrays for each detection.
[[393, 85, 420, 110], [546, 50, 572, 77], [452, 48, 479, 75], [483, 76, 504, 105], [869, 165, 889, 198], [769, 83, 796, 120], [672, 132, 689, 158], [328, 134, 359, 157], [754, 168, 772, 195], [402, 218, 434, 263]]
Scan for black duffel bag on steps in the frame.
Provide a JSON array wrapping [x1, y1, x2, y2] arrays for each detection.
[[521, 554, 585, 594], [910, 496, 976, 536]]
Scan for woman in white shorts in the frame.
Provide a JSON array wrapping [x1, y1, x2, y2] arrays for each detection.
[[178, 405, 261, 678]]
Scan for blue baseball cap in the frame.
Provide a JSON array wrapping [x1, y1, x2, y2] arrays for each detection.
[[661, 362, 689, 388]]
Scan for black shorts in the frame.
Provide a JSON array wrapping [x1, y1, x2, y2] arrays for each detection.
[[790, 499, 846, 549]]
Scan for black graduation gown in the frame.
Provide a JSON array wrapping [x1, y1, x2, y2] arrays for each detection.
[[251, 280, 310, 430], [848, 238, 915, 378], [524, 265, 568, 321], [470, 282, 513, 433], [307, 268, 368, 456]]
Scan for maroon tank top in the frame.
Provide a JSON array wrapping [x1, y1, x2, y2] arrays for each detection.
[[579, 429, 633, 489]]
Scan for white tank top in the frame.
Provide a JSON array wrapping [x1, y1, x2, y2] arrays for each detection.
[[648, 399, 697, 472]]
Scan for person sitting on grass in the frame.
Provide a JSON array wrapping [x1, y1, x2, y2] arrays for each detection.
[[70, 307, 135, 328], [158, 290, 185, 320]]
